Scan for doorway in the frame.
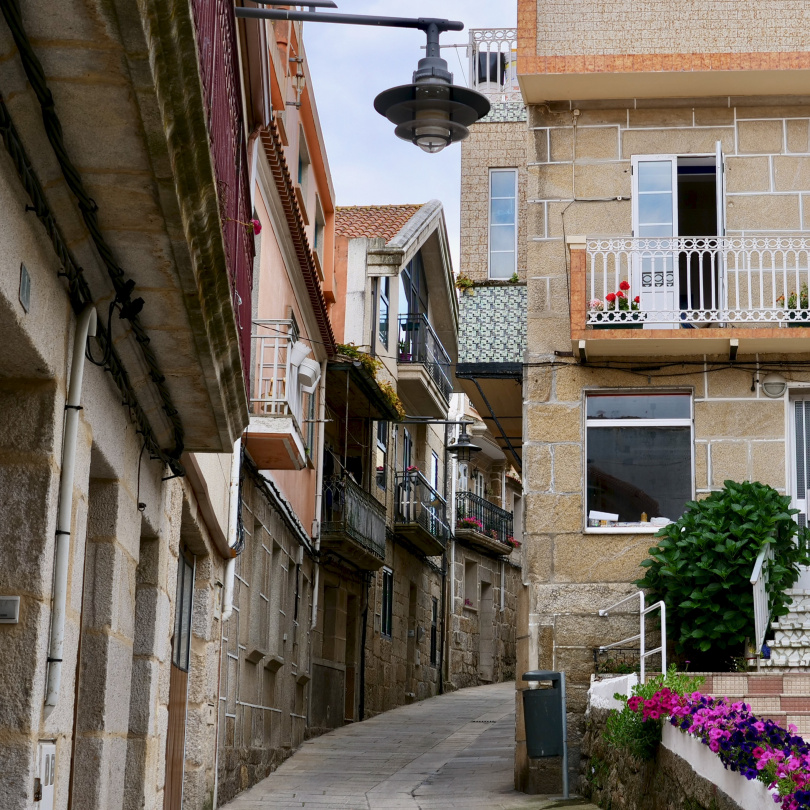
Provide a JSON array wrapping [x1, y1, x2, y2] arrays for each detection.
[[632, 145, 723, 327], [479, 581, 494, 682], [790, 394, 810, 588], [344, 594, 358, 722], [164, 548, 195, 810]]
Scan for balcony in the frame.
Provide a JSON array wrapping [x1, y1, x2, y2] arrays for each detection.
[[321, 477, 386, 570], [397, 314, 453, 418], [570, 236, 810, 358], [244, 320, 317, 470], [467, 29, 521, 104], [394, 472, 449, 557], [455, 492, 515, 557]]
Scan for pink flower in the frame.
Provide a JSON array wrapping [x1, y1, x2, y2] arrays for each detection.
[[251, 218, 262, 235]]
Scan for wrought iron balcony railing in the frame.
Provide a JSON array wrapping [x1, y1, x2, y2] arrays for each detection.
[[397, 313, 453, 400], [468, 29, 521, 103], [394, 471, 450, 546], [455, 491, 514, 547], [191, 0, 254, 391], [322, 476, 386, 562], [586, 236, 810, 327]]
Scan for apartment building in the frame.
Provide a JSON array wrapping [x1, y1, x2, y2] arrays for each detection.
[[457, 1, 810, 794]]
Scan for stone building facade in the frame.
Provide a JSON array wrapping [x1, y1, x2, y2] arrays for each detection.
[[455, 2, 810, 795]]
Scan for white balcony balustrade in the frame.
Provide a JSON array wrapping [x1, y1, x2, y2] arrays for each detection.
[[585, 237, 810, 328], [245, 319, 320, 470], [468, 29, 521, 104]]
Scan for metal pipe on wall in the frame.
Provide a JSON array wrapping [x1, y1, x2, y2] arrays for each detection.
[[46, 304, 97, 710]]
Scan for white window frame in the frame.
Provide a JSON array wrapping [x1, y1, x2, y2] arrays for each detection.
[[584, 390, 695, 534], [488, 168, 518, 279]]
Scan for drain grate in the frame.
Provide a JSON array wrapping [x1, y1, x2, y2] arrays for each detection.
[[471, 719, 496, 723]]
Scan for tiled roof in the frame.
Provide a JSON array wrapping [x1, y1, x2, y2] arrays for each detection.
[[335, 204, 424, 242]]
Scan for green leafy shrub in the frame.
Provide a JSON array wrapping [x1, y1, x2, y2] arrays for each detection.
[[636, 480, 810, 659], [604, 666, 704, 761]]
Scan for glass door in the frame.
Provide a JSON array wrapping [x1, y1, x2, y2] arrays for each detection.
[[790, 395, 810, 587], [632, 156, 678, 327]]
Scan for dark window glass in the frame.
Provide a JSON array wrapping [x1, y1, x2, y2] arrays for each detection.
[[586, 393, 691, 421], [376, 421, 388, 490], [379, 277, 390, 349], [586, 426, 692, 521], [172, 550, 195, 671], [430, 597, 438, 666], [381, 569, 393, 638]]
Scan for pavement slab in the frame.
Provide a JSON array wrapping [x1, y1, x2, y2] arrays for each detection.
[[220, 682, 600, 810]]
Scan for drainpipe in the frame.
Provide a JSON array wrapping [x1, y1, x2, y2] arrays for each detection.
[[310, 358, 328, 629], [46, 304, 97, 709], [221, 437, 244, 622]]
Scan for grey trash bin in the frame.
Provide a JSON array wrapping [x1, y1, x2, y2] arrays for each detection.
[[522, 670, 568, 797]]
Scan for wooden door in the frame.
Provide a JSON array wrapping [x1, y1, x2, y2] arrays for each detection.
[[164, 549, 195, 810]]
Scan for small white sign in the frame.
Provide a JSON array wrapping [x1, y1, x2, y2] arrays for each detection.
[[0, 596, 20, 623]]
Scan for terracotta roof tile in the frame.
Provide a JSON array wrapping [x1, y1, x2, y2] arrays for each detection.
[[335, 204, 424, 242]]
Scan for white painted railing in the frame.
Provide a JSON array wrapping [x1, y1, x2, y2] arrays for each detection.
[[250, 319, 303, 423], [750, 543, 774, 672], [468, 28, 521, 103], [598, 591, 666, 682], [586, 236, 810, 326]]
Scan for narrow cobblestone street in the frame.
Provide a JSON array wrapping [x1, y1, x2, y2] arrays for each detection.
[[222, 683, 598, 810]]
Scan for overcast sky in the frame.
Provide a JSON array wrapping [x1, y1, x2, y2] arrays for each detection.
[[304, 1, 517, 272]]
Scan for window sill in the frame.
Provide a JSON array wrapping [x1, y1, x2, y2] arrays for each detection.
[[584, 526, 666, 534], [463, 604, 478, 613]]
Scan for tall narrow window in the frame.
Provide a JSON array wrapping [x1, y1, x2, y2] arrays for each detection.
[[402, 429, 412, 472], [172, 548, 195, 671], [381, 567, 394, 638], [489, 169, 517, 279], [379, 276, 390, 349], [430, 597, 438, 666], [376, 421, 388, 490], [431, 451, 440, 491]]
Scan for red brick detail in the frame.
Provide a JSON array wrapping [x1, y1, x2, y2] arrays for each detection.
[[781, 697, 810, 712], [745, 676, 783, 696]]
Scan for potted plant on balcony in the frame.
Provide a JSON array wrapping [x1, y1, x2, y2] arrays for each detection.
[[456, 515, 484, 533], [590, 281, 643, 330], [777, 284, 810, 326], [398, 340, 412, 362]]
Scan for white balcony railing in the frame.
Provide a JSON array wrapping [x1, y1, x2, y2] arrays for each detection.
[[586, 237, 810, 327], [468, 28, 521, 103], [250, 319, 303, 423]]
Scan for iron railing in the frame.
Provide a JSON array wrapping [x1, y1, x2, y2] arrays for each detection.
[[250, 319, 303, 424], [322, 476, 386, 561], [598, 591, 666, 683], [750, 543, 774, 672], [586, 236, 810, 327], [455, 491, 514, 547], [468, 29, 521, 103], [395, 471, 450, 548], [191, 0, 255, 391], [397, 313, 453, 400]]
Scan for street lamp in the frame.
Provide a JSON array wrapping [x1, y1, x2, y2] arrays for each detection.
[[234, 7, 491, 154], [446, 422, 481, 491]]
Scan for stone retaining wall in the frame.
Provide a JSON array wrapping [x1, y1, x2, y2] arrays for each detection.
[[581, 706, 746, 810]]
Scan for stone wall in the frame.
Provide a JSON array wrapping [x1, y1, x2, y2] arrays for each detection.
[[216, 467, 315, 806], [580, 707, 746, 810]]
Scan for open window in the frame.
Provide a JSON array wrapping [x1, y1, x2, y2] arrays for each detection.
[[631, 143, 724, 326]]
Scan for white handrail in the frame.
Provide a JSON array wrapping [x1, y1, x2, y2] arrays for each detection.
[[750, 543, 773, 672], [599, 591, 666, 682]]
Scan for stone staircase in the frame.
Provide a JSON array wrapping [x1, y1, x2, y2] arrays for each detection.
[[700, 672, 810, 735], [764, 588, 810, 669]]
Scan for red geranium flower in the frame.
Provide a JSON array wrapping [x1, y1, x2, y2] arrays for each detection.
[[615, 290, 625, 298], [605, 293, 616, 303], [634, 296, 640, 303], [619, 280, 631, 291]]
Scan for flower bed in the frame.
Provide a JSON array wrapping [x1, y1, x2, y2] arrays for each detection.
[[630, 688, 808, 808]]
